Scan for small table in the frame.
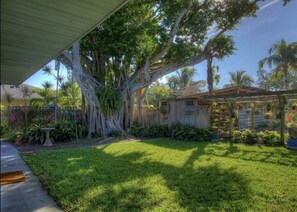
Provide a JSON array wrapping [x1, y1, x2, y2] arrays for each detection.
[[41, 128, 55, 146]]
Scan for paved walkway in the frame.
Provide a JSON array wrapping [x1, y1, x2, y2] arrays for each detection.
[[1, 141, 62, 212]]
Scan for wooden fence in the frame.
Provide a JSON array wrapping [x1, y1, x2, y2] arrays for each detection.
[[134, 100, 211, 128], [4, 106, 82, 129]]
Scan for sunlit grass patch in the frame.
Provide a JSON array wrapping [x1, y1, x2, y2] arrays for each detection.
[[23, 140, 297, 211]]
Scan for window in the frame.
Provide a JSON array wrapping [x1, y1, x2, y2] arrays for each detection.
[[185, 100, 194, 106]]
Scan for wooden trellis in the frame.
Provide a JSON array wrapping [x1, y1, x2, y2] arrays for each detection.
[[204, 90, 297, 145]]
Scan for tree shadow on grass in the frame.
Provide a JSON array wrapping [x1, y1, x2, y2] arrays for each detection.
[[140, 139, 205, 151], [205, 145, 297, 167], [30, 148, 251, 211], [142, 140, 297, 167]]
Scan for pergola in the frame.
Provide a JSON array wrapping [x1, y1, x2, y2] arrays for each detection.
[[204, 90, 297, 145]]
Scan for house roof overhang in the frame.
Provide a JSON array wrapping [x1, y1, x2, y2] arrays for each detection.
[[1, 0, 128, 85]]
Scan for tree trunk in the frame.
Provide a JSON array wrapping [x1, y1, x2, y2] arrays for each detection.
[[129, 92, 135, 127], [283, 63, 289, 90], [124, 99, 129, 130], [207, 54, 214, 95], [55, 61, 60, 124], [137, 87, 148, 124], [81, 94, 86, 124]]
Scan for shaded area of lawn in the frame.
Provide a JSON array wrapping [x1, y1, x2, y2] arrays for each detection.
[[23, 140, 297, 211]]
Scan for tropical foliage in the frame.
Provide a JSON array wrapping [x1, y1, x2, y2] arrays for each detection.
[[58, 0, 272, 136], [259, 39, 297, 89], [257, 66, 297, 91], [146, 82, 172, 107], [224, 70, 254, 87], [31, 81, 55, 106]]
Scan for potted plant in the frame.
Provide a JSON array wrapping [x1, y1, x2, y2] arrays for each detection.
[[287, 122, 297, 138], [211, 126, 220, 140], [265, 111, 273, 119]]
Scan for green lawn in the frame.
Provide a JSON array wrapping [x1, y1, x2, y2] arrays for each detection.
[[23, 140, 297, 211]]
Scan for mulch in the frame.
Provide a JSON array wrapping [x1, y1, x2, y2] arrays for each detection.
[[1, 171, 26, 186]]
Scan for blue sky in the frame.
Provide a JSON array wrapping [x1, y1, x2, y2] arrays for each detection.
[[25, 0, 297, 88]]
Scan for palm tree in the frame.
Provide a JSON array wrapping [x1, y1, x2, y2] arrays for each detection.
[[206, 36, 235, 95], [225, 70, 254, 87], [259, 39, 297, 89], [177, 67, 195, 89], [21, 85, 32, 106], [167, 67, 196, 91], [31, 81, 55, 106]]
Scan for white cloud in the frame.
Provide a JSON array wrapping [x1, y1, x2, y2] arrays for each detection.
[[258, 0, 280, 12]]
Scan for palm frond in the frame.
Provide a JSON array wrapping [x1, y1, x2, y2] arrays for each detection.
[[43, 65, 53, 75]]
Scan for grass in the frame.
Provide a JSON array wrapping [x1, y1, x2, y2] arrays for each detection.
[[23, 139, 297, 211]]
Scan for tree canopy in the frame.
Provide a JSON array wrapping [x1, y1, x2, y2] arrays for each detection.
[[259, 39, 297, 89], [58, 0, 291, 136], [224, 70, 254, 87]]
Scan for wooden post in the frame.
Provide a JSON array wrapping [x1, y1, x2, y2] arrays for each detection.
[[251, 102, 255, 130], [278, 95, 286, 146], [225, 99, 233, 140]]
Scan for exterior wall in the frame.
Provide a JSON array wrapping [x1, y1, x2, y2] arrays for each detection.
[[168, 100, 210, 128], [136, 100, 211, 128], [238, 109, 266, 130]]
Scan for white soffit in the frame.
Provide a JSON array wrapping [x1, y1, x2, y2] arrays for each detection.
[[1, 0, 128, 85]]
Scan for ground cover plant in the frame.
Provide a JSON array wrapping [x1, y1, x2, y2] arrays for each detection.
[[23, 140, 297, 211]]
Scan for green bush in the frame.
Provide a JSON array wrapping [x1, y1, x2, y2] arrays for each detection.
[[0, 125, 8, 137], [128, 123, 170, 138], [260, 131, 281, 147], [148, 125, 171, 137], [23, 123, 44, 144], [242, 129, 257, 145], [128, 123, 147, 137], [233, 130, 283, 147], [51, 120, 86, 142], [232, 130, 243, 143], [171, 124, 212, 142]]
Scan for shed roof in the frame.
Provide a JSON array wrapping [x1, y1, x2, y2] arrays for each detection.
[[184, 85, 267, 99]]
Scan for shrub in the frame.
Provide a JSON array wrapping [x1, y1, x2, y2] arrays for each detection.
[[0, 125, 8, 137], [171, 124, 212, 142], [148, 125, 170, 137], [77, 123, 87, 139], [51, 120, 86, 142], [128, 123, 147, 137], [242, 129, 257, 145], [260, 131, 281, 147], [232, 130, 243, 143], [128, 123, 170, 138], [23, 123, 44, 144]]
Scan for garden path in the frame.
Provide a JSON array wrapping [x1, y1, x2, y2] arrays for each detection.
[[1, 141, 62, 212]]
